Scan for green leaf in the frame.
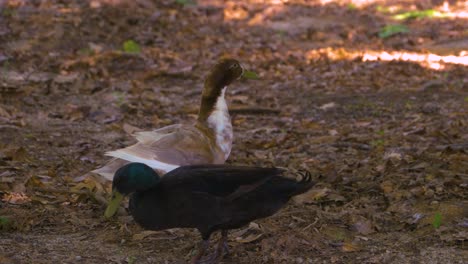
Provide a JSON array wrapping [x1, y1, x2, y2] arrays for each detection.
[[2, 8, 15, 17], [464, 96, 468, 103], [347, 3, 357, 10], [393, 9, 447, 20], [242, 70, 259, 80], [432, 212, 442, 229], [378, 24, 409, 39], [176, 0, 196, 5], [376, 5, 391, 13], [371, 139, 385, 147], [123, 40, 141, 54], [0, 216, 9, 224], [78, 48, 94, 56], [0, 216, 12, 230]]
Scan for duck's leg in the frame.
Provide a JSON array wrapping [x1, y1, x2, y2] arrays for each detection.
[[190, 239, 210, 264], [197, 230, 229, 263], [215, 230, 229, 257]]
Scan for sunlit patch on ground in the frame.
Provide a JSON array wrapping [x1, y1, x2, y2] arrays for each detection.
[[305, 48, 468, 70]]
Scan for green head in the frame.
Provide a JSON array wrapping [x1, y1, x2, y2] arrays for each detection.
[[104, 163, 160, 219]]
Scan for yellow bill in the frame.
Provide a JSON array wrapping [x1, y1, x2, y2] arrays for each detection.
[[242, 70, 259, 79], [104, 190, 124, 219]]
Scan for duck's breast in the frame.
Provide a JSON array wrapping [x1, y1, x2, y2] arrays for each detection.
[[206, 88, 233, 161]]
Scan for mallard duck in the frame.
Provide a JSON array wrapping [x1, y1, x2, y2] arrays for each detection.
[[93, 59, 257, 180], [105, 162, 315, 263]]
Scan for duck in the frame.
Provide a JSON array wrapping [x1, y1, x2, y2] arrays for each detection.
[[104, 162, 315, 263], [93, 58, 257, 180]]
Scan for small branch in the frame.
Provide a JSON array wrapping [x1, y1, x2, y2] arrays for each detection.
[[0, 125, 21, 130], [32, 187, 88, 195], [230, 107, 280, 115], [435, 143, 468, 152], [32, 187, 109, 207], [331, 142, 372, 150]]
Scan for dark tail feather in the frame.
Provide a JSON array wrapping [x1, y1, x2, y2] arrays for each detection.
[[291, 171, 316, 196]]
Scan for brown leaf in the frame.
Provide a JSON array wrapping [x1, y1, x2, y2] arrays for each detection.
[[25, 175, 47, 188], [0, 171, 15, 183], [133, 230, 164, 240], [319, 102, 337, 110], [122, 123, 142, 135], [53, 72, 79, 84], [342, 242, 360, 252], [235, 233, 263, 244], [380, 181, 393, 194], [0, 105, 11, 118], [352, 219, 374, 235], [309, 135, 338, 144], [3, 146, 28, 162], [71, 178, 98, 193], [231, 95, 249, 104], [1, 192, 31, 205], [232, 222, 264, 244], [64, 104, 90, 121], [293, 188, 329, 204]]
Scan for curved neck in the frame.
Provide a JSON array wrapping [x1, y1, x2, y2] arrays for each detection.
[[198, 86, 227, 122]]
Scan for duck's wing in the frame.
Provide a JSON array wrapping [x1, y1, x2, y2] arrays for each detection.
[[164, 165, 285, 199], [134, 124, 183, 143], [91, 158, 130, 181], [100, 125, 218, 175]]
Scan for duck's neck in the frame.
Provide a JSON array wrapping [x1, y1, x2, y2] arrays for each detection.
[[198, 85, 227, 122], [198, 87, 233, 160]]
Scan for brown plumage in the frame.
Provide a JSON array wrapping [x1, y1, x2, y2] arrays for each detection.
[[93, 59, 252, 180]]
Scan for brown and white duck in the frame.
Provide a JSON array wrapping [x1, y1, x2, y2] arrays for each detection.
[[93, 58, 257, 180]]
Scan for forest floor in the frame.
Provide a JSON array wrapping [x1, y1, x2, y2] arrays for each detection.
[[0, 0, 467, 263]]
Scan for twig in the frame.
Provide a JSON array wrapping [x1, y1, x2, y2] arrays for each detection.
[[32, 187, 109, 207], [230, 107, 280, 115], [435, 143, 468, 152], [331, 142, 372, 150], [0, 125, 21, 130], [32, 187, 88, 195]]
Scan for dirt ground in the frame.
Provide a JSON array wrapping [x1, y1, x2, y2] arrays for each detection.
[[0, 0, 467, 263]]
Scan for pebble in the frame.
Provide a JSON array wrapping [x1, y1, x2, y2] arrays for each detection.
[[421, 102, 440, 114]]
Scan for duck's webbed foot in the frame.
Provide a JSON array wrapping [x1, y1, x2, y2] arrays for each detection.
[[191, 230, 230, 264], [197, 230, 229, 264], [190, 240, 210, 264], [215, 230, 229, 257]]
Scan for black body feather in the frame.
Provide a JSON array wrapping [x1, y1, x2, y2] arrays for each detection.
[[124, 164, 315, 240]]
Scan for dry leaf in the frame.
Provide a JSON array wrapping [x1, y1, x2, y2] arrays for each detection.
[[380, 181, 393, 194], [232, 222, 264, 243], [319, 102, 337, 110], [342, 242, 360, 252], [3, 146, 28, 162], [0, 106, 11, 118], [235, 233, 264, 244], [71, 179, 96, 193], [352, 219, 374, 235], [293, 188, 329, 204], [2, 192, 31, 205], [133, 230, 163, 240], [123, 123, 142, 135], [54, 72, 79, 84]]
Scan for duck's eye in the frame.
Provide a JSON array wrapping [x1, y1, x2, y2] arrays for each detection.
[[230, 63, 239, 69]]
